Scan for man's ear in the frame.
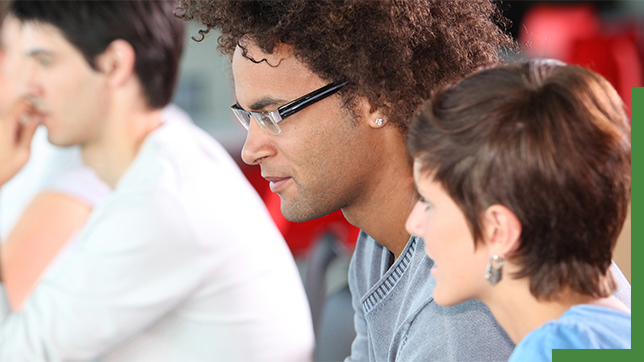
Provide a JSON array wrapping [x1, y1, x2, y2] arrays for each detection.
[[352, 96, 389, 128], [94, 39, 136, 87], [482, 204, 522, 257]]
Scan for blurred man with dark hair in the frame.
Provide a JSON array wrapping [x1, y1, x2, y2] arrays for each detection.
[[0, 10, 112, 313], [0, 1, 314, 361]]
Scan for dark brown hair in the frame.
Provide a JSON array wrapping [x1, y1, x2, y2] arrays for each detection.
[[408, 59, 631, 300], [10, 0, 184, 109], [176, 0, 514, 132]]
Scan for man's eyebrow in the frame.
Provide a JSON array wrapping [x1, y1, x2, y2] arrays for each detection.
[[248, 96, 286, 112], [26, 49, 55, 57]]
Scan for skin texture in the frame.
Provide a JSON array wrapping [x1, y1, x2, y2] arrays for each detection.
[[405, 162, 490, 306], [0, 16, 23, 115], [233, 41, 415, 257], [0, 101, 37, 187], [235, 42, 375, 222]]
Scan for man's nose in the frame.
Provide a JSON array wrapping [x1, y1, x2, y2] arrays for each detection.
[[20, 66, 44, 101], [241, 119, 276, 165]]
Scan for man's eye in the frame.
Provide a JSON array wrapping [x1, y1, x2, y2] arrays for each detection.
[[37, 58, 52, 66]]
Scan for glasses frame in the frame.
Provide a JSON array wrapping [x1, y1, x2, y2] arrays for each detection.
[[231, 81, 348, 135]]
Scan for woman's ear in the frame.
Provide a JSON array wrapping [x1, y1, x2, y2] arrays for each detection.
[[482, 204, 522, 257], [94, 39, 136, 87]]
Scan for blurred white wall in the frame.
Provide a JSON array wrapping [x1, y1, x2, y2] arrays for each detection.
[[173, 23, 245, 152]]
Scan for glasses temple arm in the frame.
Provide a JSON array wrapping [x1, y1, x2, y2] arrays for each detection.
[[278, 82, 348, 119]]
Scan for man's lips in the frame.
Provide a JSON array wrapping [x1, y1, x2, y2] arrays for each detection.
[[26, 96, 50, 113], [264, 176, 291, 192], [17, 99, 47, 126]]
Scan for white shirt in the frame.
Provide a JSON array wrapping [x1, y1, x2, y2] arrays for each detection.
[[0, 109, 314, 361]]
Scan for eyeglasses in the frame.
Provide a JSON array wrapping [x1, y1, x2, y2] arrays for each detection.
[[231, 81, 348, 136]]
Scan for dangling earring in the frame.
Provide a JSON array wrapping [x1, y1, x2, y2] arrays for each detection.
[[375, 118, 383, 126], [484, 255, 505, 285]]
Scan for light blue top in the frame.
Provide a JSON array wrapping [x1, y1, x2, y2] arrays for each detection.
[[509, 305, 631, 362]]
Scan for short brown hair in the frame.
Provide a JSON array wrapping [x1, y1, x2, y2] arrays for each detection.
[[407, 59, 631, 300], [176, 0, 514, 132]]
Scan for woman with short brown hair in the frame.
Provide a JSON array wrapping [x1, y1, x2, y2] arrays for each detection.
[[406, 59, 631, 361]]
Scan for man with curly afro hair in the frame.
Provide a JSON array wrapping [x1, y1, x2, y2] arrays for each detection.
[[177, 1, 516, 361]]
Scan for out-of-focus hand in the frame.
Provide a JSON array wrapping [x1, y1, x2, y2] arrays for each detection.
[[0, 99, 40, 187]]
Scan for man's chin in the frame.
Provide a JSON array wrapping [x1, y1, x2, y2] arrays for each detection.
[[279, 197, 337, 223], [46, 134, 75, 148]]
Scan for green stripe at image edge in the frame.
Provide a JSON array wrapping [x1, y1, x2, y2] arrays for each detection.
[[553, 87, 640, 362]]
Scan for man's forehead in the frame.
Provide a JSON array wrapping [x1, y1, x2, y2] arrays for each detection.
[[231, 40, 325, 109], [1, 16, 20, 50], [20, 20, 69, 54], [0, 16, 23, 69]]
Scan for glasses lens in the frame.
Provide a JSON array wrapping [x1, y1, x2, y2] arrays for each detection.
[[251, 113, 281, 136], [231, 108, 251, 130]]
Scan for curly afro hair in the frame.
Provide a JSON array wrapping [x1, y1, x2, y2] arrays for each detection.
[[176, 0, 515, 132]]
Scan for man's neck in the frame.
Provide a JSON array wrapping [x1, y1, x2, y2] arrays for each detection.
[[82, 107, 163, 188], [342, 133, 415, 259]]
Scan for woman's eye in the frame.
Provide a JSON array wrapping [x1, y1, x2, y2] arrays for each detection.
[[418, 196, 432, 211]]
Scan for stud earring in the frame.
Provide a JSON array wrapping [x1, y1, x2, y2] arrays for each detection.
[[484, 255, 505, 286], [375, 118, 384, 126]]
